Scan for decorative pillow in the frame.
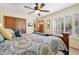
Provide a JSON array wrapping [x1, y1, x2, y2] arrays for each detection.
[[15, 30, 21, 37], [0, 26, 12, 40], [0, 34, 4, 42]]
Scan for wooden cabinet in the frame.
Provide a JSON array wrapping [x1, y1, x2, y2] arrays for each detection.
[[4, 16, 26, 33]]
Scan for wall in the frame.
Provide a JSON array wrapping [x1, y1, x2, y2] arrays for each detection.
[[0, 4, 79, 34], [38, 4, 79, 34], [69, 36, 79, 49], [0, 9, 35, 34]]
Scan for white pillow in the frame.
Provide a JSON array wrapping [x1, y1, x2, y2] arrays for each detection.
[[0, 34, 4, 42]]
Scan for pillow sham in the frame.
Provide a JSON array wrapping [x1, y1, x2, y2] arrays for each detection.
[[0, 26, 12, 40]]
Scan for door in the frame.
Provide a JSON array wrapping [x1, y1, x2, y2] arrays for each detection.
[[4, 16, 15, 30], [38, 21, 44, 32], [15, 18, 26, 33], [34, 20, 44, 33], [4, 16, 26, 33]]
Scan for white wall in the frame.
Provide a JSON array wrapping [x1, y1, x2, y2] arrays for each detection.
[[38, 4, 79, 34]]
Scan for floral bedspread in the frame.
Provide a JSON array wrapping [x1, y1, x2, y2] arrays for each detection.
[[0, 33, 67, 55]]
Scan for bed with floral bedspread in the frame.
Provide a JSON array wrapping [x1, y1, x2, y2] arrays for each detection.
[[0, 33, 67, 55]]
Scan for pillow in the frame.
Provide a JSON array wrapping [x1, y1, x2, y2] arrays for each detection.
[[15, 30, 21, 37], [5, 28, 15, 37], [0, 34, 4, 42], [0, 26, 12, 40]]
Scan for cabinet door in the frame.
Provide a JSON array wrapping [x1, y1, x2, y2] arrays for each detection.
[[15, 18, 26, 33], [4, 16, 15, 30], [4, 16, 26, 34]]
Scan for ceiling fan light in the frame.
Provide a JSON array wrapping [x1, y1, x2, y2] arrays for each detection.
[[35, 10, 40, 14]]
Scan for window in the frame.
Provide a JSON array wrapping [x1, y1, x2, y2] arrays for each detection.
[[53, 13, 79, 36], [58, 18, 64, 33], [74, 14, 79, 36], [53, 19, 57, 34], [65, 16, 72, 34], [53, 18, 64, 34]]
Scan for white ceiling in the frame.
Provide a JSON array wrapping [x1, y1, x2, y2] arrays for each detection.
[[0, 3, 76, 17]]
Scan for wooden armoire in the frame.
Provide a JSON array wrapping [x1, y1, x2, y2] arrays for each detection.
[[3, 16, 26, 33]]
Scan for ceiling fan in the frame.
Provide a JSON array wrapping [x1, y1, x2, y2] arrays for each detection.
[[24, 3, 50, 16]]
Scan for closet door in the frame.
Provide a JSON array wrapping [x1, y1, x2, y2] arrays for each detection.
[[4, 16, 15, 30], [15, 18, 26, 33], [4, 16, 26, 34]]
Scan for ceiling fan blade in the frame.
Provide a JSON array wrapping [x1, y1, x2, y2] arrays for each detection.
[[24, 6, 34, 10], [34, 3, 39, 10], [28, 11, 35, 14], [40, 10, 50, 12], [39, 3, 45, 9]]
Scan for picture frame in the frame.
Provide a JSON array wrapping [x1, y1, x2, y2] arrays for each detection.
[[47, 20, 50, 29], [28, 23, 33, 27]]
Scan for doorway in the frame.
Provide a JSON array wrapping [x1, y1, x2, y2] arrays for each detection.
[[34, 20, 44, 33]]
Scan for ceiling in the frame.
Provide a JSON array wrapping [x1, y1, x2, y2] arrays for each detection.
[[0, 3, 76, 17]]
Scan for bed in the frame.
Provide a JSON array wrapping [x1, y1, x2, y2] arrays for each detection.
[[0, 33, 67, 55]]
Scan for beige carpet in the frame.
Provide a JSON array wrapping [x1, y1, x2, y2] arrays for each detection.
[[69, 47, 79, 55]]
